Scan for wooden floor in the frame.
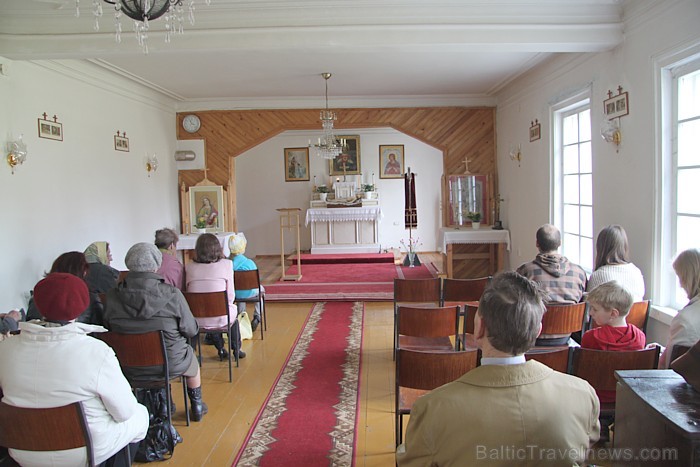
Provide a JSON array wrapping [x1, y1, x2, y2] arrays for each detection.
[[156, 252, 443, 466]]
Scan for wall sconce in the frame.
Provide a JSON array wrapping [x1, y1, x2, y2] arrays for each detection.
[[6, 135, 28, 175], [509, 144, 522, 167], [145, 153, 159, 176], [601, 118, 622, 152]]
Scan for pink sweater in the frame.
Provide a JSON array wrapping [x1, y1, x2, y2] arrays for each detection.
[[185, 259, 237, 329]]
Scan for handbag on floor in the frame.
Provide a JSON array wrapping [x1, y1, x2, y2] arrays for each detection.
[[239, 311, 253, 340], [134, 388, 181, 462]]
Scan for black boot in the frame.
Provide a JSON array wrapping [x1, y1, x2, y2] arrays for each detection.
[[187, 386, 208, 422]]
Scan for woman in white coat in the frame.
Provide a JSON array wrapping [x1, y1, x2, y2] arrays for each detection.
[[0, 273, 148, 466]]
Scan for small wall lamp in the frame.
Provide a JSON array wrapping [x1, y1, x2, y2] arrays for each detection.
[[6, 135, 28, 174], [509, 144, 522, 167], [601, 118, 622, 151], [145, 153, 159, 176]]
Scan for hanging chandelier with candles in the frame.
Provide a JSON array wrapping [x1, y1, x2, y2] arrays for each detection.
[[75, 0, 210, 54], [309, 73, 346, 160]]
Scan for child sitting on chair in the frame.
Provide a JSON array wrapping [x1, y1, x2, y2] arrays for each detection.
[[229, 233, 264, 332]]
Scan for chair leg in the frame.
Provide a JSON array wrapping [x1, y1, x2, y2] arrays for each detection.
[[227, 331, 233, 382], [182, 377, 189, 426], [259, 299, 264, 340]]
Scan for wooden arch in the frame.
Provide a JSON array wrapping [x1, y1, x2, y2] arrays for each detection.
[[177, 107, 495, 231]]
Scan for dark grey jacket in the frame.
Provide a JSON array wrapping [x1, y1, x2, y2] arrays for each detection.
[[103, 271, 199, 380]]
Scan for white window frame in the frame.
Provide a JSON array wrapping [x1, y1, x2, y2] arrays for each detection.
[[653, 43, 700, 310], [551, 90, 592, 272]]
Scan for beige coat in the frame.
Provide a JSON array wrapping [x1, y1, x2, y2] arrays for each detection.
[[397, 360, 600, 467]]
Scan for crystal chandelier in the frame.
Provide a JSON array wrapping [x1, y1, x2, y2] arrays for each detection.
[[309, 73, 346, 160], [75, 0, 210, 54]]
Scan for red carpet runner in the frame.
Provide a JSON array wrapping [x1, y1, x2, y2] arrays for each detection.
[[265, 262, 439, 302], [234, 302, 363, 466]]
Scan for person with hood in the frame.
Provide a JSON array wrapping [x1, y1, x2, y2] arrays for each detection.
[[102, 242, 209, 422], [84, 241, 120, 294], [581, 281, 645, 402], [0, 273, 148, 465], [516, 224, 587, 304]]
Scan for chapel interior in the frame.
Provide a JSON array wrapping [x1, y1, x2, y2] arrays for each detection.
[[0, 0, 699, 465]]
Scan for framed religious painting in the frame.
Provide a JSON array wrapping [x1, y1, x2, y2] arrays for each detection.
[[189, 185, 225, 233], [284, 147, 310, 182], [329, 135, 361, 176], [379, 144, 404, 179]]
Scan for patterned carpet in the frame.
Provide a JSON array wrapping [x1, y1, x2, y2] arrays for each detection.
[[234, 302, 364, 466]]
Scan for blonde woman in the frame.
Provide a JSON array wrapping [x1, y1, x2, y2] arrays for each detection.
[[660, 248, 700, 368]]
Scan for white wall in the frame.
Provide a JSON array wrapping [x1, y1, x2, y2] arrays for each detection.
[[234, 128, 444, 259], [0, 59, 179, 311], [495, 0, 700, 334]]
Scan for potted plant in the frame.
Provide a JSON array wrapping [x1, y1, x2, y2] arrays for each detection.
[[194, 218, 207, 234], [316, 185, 329, 202], [467, 211, 481, 229], [361, 183, 376, 199]]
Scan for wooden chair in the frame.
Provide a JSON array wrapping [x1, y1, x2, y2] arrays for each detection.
[[525, 347, 572, 373], [232, 269, 267, 340], [183, 290, 236, 382], [97, 330, 190, 426], [589, 300, 651, 334], [396, 305, 460, 354], [0, 401, 96, 466], [570, 346, 660, 418], [537, 302, 588, 345], [670, 344, 691, 362], [395, 348, 479, 446], [118, 270, 129, 283], [393, 278, 441, 359], [441, 276, 491, 307]]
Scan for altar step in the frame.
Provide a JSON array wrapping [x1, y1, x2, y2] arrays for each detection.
[[286, 253, 396, 265]]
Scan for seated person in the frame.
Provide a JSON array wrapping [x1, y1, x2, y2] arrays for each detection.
[[0, 273, 148, 465], [397, 272, 599, 466], [26, 251, 104, 325], [186, 234, 244, 360], [0, 309, 23, 338], [84, 241, 120, 294], [660, 248, 700, 368], [228, 233, 264, 332], [102, 243, 209, 422], [155, 227, 184, 290]]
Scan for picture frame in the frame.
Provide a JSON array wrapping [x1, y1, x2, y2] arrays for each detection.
[[379, 144, 405, 179], [329, 135, 361, 176], [114, 134, 129, 152], [189, 185, 225, 233], [604, 91, 629, 120], [38, 118, 63, 141], [529, 122, 541, 142], [284, 147, 310, 182]]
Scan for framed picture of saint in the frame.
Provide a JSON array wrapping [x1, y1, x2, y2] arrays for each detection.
[[329, 135, 361, 176], [379, 144, 404, 179], [189, 185, 225, 233], [284, 147, 310, 182]]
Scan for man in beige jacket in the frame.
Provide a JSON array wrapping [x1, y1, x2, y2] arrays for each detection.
[[397, 272, 600, 466]]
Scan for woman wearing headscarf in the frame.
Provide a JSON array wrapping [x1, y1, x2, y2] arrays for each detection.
[[0, 273, 148, 465], [84, 241, 120, 294]]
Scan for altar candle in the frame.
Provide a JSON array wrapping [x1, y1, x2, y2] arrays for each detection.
[[372, 172, 375, 184], [313, 175, 317, 185]]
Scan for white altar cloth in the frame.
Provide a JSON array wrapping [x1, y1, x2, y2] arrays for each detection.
[[305, 207, 383, 225], [177, 232, 237, 257], [438, 227, 511, 253]]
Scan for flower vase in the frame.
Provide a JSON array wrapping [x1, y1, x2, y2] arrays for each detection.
[[471, 222, 480, 230], [319, 193, 328, 202], [408, 251, 416, 267]]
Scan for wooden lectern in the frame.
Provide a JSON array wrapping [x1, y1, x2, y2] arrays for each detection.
[[277, 208, 302, 281]]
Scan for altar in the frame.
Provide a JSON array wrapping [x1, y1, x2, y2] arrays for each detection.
[[438, 227, 511, 278], [305, 207, 382, 254]]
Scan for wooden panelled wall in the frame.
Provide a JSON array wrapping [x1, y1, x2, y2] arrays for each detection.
[[176, 107, 496, 232]]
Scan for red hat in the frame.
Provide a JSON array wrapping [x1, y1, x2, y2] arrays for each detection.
[[34, 273, 89, 322]]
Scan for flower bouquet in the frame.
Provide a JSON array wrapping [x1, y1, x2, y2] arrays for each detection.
[[400, 236, 422, 267]]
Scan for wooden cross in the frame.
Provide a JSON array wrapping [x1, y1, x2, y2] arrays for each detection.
[[462, 157, 471, 174], [617, 85, 624, 95], [42, 112, 47, 120], [53, 115, 58, 122]]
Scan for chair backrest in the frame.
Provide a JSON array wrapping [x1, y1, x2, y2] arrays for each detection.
[[97, 330, 167, 368], [233, 269, 261, 293], [541, 302, 588, 335], [463, 303, 479, 335], [0, 401, 95, 466], [397, 305, 460, 340], [670, 344, 691, 362], [118, 270, 129, 283], [183, 290, 229, 318], [441, 277, 491, 305], [396, 348, 479, 391], [589, 300, 651, 334], [571, 346, 660, 392], [525, 347, 572, 373], [393, 278, 441, 305]]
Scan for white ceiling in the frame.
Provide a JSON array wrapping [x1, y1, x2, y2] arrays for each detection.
[[0, 0, 625, 108]]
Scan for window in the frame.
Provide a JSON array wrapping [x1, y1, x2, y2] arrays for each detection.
[[658, 62, 700, 309], [553, 99, 593, 272]]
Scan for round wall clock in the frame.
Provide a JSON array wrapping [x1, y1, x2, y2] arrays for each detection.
[[182, 114, 201, 133]]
